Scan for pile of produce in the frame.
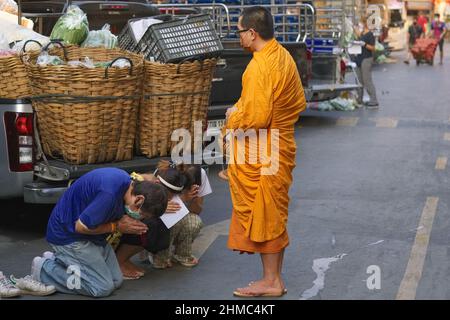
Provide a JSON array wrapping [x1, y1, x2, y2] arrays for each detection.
[[50, 5, 89, 45]]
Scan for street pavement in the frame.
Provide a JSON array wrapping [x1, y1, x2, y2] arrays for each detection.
[[1, 46, 450, 300]]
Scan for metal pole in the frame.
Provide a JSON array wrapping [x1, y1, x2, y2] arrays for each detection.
[[17, 0, 22, 25]]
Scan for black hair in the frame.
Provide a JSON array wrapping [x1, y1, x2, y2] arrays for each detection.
[[131, 181, 168, 217], [154, 160, 190, 194], [186, 165, 202, 189], [240, 6, 274, 41]]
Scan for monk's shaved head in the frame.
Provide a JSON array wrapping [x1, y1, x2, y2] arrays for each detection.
[[240, 6, 274, 41]]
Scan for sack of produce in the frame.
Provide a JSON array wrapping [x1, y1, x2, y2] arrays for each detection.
[[81, 24, 117, 49], [50, 5, 89, 45]]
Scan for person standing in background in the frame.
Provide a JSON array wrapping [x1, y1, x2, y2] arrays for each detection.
[[431, 13, 447, 65], [354, 17, 379, 108], [417, 11, 428, 35], [404, 17, 424, 64]]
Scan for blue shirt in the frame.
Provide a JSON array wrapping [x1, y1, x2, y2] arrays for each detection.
[[46, 168, 131, 246]]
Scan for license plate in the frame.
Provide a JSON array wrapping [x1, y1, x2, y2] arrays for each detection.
[[207, 119, 226, 130]]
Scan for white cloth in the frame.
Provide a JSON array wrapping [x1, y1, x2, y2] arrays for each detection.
[[130, 18, 162, 43]]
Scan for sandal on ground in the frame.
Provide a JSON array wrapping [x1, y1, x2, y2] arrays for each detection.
[[233, 289, 286, 298], [247, 282, 287, 294], [172, 255, 199, 268], [152, 259, 173, 269]]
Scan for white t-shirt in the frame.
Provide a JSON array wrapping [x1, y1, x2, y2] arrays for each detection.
[[197, 168, 212, 198]]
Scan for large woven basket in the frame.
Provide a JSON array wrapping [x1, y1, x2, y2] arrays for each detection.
[[0, 54, 33, 99], [24, 43, 144, 164], [138, 59, 217, 158]]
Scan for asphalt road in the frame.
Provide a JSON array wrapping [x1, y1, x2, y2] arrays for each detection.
[[1, 47, 450, 300]]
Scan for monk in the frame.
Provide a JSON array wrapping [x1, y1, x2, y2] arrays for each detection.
[[225, 6, 306, 297]]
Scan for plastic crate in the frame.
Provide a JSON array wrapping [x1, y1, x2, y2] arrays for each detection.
[[118, 15, 174, 53], [137, 14, 223, 63]]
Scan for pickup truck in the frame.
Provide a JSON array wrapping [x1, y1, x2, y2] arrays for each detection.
[[0, 0, 360, 204]]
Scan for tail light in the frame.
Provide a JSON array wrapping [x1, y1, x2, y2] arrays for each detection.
[[159, 8, 180, 14], [100, 4, 129, 11], [4, 112, 34, 172]]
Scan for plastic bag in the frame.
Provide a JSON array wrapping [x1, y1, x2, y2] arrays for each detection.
[[0, 33, 9, 50], [329, 98, 356, 111], [110, 58, 131, 68], [375, 41, 385, 52], [36, 51, 64, 66], [50, 5, 89, 45], [67, 56, 95, 68], [0, 49, 14, 57], [343, 17, 356, 47], [0, 0, 17, 15], [81, 24, 117, 49]]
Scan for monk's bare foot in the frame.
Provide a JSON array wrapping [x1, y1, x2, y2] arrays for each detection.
[[234, 284, 284, 297], [234, 279, 285, 297], [124, 261, 145, 276], [248, 278, 286, 293]]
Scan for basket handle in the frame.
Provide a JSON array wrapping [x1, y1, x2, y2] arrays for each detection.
[[105, 57, 134, 79], [19, 39, 43, 63], [43, 40, 68, 61]]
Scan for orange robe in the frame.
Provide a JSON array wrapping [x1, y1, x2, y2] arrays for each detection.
[[226, 39, 306, 253]]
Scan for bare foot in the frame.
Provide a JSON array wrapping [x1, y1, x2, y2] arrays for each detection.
[[248, 278, 286, 293], [120, 263, 142, 279], [234, 279, 285, 297], [125, 261, 145, 275]]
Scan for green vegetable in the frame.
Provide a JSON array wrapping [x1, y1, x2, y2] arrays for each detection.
[[50, 5, 89, 45]]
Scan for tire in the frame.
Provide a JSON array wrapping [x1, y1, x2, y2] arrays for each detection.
[[416, 60, 420, 65]]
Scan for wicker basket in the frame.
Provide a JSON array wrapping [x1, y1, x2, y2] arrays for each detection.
[[0, 40, 44, 99], [24, 42, 144, 164], [139, 59, 217, 158], [0, 54, 33, 99]]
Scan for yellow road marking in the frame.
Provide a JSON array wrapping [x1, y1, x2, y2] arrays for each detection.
[[435, 157, 447, 170], [336, 117, 359, 127], [375, 118, 398, 128], [444, 133, 450, 141], [396, 197, 439, 300]]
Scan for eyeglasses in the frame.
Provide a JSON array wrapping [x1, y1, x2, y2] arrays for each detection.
[[235, 28, 250, 36]]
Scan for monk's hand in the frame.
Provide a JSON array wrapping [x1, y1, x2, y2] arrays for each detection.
[[118, 215, 148, 235], [226, 106, 237, 120], [166, 200, 181, 213]]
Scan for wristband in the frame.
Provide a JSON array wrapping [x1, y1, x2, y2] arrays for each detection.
[[110, 222, 117, 233]]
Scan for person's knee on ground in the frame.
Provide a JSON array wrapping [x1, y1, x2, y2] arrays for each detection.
[[87, 278, 116, 298]]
